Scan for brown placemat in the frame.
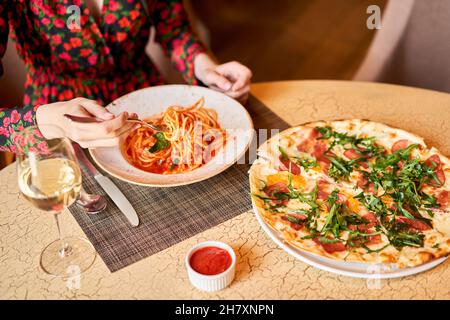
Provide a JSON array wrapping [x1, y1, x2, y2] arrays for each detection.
[[69, 95, 289, 272]]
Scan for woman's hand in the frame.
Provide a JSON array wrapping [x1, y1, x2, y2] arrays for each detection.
[[36, 98, 139, 148], [194, 53, 252, 104]]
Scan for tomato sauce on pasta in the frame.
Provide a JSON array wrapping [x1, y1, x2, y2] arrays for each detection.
[[122, 99, 226, 174]]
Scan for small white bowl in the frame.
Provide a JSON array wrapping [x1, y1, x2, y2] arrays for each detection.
[[185, 241, 236, 292]]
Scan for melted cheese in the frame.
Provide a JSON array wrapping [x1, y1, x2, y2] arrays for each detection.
[[266, 172, 306, 190]]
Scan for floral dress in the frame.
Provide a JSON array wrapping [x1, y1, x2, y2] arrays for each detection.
[[0, 0, 206, 152]]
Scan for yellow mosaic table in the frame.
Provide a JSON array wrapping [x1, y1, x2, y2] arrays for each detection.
[[1, 81, 449, 299]]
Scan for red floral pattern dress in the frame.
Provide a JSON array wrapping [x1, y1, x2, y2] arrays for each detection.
[[0, 0, 206, 152]]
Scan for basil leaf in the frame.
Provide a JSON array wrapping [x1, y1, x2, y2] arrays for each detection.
[[148, 132, 170, 153]]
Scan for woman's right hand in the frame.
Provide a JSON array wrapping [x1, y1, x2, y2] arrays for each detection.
[[36, 98, 139, 148]]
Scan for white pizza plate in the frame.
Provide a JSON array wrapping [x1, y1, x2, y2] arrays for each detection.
[[90, 85, 254, 187], [251, 201, 447, 279]]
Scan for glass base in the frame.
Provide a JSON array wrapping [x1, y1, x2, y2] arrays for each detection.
[[39, 236, 96, 277]]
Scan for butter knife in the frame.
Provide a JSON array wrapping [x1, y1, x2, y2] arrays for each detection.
[[73, 144, 140, 227]]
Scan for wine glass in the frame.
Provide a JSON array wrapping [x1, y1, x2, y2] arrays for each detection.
[[14, 125, 96, 277]]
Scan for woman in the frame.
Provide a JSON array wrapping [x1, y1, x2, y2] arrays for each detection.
[[0, 0, 252, 151]]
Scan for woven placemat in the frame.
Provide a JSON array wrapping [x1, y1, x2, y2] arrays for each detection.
[[69, 95, 289, 272]]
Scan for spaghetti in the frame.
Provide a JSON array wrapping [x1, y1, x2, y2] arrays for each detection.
[[123, 99, 227, 174]]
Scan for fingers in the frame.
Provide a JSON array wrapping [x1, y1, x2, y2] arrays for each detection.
[[115, 122, 140, 137], [209, 78, 250, 104], [128, 112, 139, 119], [65, 98, 141, 146], [203, 69, 232, 91], [231, 70, 252, 92], [78, 125, 138, 148], [216, 61, 252, 92], [68, 112, 134, 141], [72, 97, 114, 120], [222, 87, 250, 104]]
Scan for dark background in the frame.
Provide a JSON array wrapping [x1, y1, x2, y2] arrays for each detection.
[[191, 0, 387, 81]]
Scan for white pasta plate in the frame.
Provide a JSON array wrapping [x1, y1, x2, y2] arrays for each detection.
[[90, 85, 254, 187]]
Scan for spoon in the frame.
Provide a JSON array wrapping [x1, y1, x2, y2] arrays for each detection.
[[76, 188, 107, 215], [64, 114, 164, 132], [25, 158, 105, 215]]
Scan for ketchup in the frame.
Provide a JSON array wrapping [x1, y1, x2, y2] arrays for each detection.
[[189, 246, 232, 275]]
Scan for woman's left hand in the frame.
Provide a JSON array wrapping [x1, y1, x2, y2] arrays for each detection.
[[195, 53, 252, 104]]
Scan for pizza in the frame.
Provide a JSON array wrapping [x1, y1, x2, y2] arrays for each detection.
[[250, 119, 450, 268]]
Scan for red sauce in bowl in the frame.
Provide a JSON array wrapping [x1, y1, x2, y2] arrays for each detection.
[[189, 246, 232, 275]]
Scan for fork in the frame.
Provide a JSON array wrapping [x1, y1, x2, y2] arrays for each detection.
[[64, 114, 164, 132]]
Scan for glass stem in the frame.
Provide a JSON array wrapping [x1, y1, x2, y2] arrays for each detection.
[[54, 213, 69, 257]]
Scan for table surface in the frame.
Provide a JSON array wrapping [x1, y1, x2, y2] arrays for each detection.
[[1, 80, 450, 299]]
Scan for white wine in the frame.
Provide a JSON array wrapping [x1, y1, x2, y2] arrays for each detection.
[[14, 127, 96, 278], [18, 158, 82, 213]]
